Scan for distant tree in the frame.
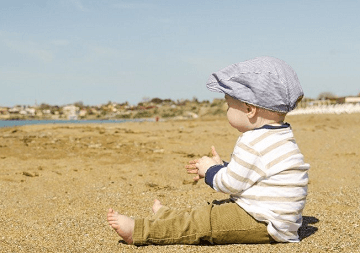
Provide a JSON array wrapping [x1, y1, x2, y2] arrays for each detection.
[[39, 103, 51, 110], [151, 98, 163, 104], [163, 99, 173, 103], [317, 92, 337, 100], [74, 101, 84, 108]]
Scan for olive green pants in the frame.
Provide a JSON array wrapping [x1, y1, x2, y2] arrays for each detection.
[[132, 199, 273, 245]]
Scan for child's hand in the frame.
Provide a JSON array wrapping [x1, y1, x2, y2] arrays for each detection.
[[186, 146, 223, 181], [210, 145, 222, 165], [186, 159, 202, 181]]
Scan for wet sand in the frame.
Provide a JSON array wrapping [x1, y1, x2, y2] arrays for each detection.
[[1, 114, 359, 252]]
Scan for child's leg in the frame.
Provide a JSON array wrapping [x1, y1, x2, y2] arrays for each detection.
[[108, 199, 272, 245], [135, 199, 272, 245], [132, 200, 213, 245], [210, 200, 272, 244]]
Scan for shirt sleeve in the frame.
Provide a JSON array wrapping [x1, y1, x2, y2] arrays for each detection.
[[204, 164, 225, 188], [205, 142, 266, 195]]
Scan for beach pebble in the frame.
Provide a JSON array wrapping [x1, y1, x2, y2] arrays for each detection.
[[22, 171, 34, 177]]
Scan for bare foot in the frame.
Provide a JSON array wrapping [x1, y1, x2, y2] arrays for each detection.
[[107, 208, 135, 244], [152, 199, 163, 214]]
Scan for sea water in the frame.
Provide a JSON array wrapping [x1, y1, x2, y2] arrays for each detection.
[[0, 119, 153, 128]]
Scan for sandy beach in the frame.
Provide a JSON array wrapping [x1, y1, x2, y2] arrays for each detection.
[[1, 114, 359, 252]]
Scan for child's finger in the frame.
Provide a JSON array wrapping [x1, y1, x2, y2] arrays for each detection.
[[188, 159, 199, 164], [185, 164, 197, 169], [193, 175, 200, 181], [186, 168, 198, 174], [211, 146, 223, 164], [211, 146, 218, 157]]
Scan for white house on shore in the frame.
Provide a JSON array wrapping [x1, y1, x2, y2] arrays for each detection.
[[290, 96, 360, 115], [337, 96, 360, 104], [62, 105, 80, 120]]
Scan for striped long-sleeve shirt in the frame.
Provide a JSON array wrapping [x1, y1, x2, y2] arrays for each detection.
[[205, 123, 310, 242]]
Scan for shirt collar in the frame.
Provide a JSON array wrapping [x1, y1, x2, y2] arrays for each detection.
[[254, 122, 290, 130]]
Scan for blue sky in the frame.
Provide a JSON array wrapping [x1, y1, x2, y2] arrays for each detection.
[[1, 0, 359, 106]]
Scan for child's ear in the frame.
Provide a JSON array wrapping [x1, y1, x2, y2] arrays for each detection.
[[245, 103, 257, 118]]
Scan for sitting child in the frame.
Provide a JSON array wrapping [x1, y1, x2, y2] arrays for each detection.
[[107, 56, 310, 245]]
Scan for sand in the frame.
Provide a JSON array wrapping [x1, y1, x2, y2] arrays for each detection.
[[0, 114, 359, 252]]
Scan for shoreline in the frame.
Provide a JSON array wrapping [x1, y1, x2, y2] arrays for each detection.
[[0, 118, 159, 128]]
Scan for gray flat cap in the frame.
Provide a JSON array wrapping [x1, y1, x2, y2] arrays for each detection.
[[206, 56, 304, 113]]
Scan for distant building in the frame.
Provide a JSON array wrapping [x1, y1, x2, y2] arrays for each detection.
[[337, 96, 360, 104], [9, 106, 21, 114], [308, 100, 334, 106], [79, 109, 87, 117], [42, 109, 52, 115], [0, 107, 9, 115], [26, 108, 36, 116], [63, 105, 80, 120]]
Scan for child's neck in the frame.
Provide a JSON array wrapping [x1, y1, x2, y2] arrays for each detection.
[[252, 117, 285, 129], [263, 120, 284, 126]]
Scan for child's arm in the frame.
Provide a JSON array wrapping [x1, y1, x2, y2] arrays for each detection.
[[206, 144, 265, 194], [186, 146, 223, 181], [187, 143, 263, 193]]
